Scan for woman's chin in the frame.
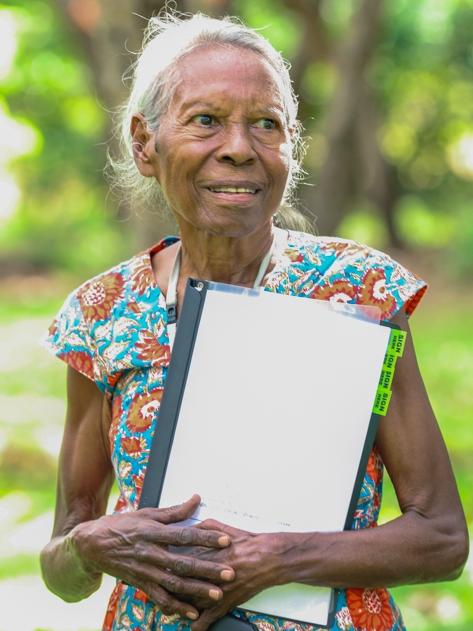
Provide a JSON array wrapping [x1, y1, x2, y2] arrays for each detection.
[[186, 212, 270, 239]]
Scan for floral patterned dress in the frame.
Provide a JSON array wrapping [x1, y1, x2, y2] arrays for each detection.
[[44, 230, 427, 631]]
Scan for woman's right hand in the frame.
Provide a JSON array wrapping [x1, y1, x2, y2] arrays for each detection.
[[69, 494, 236, 619]]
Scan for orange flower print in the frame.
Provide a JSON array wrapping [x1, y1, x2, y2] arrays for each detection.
[[358, 269, 396, 320], [103, 583, 124, 631], [113, 494, 128, 513], [78, 272, 124, 323], [133, 470, 146, 498], [135, 330, 171, 365], [59, 350, 94, 381], [285, 248, 304, 263], [48, 320, 58, 337], [133, 589, 149, 604], [312, 279, 356, 304], [347, 587, 394, 630], [366, 448, 383, 486], [121, 436, 146, 458], [323, 241, 350, 254], [130, 255, 152, 295], [126, 391, 163, 433]]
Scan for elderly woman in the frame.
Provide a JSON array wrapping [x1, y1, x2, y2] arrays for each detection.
[[41, 12, 468, 631]]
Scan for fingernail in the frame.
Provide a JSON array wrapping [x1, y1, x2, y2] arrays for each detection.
[[220, 569, 234, 581], [187, 611, 199, 620], [209, 588, 222, 601], [218, 535, 230, 546]]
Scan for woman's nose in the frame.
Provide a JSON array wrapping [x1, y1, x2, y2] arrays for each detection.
[[216, 123, 257, 166]]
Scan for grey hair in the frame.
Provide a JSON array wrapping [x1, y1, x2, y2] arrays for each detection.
[[108, 11, 310, 229]]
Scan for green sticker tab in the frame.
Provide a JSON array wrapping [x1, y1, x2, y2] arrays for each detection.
[[388, 329, 407, 357], [373, 387, 392, 416], [383, 352, 398, 371], [379, 367, 394, 390]]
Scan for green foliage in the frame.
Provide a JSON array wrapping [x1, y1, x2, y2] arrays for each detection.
[[238, 0, 473, 273], [0, 0, 472, 274], [0, 553, 40, 580], [338, 205, 389, 249], [372, 0, 473, 265], [0, 0, 128, 275]]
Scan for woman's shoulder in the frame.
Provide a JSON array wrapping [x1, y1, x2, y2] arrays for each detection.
[[283, 230, 428, 320], [43, 244, 171, 392], [55, 249, 150, 327], [286, 229, 417, 273], [286, 230, 382, 261], [64, 236, 181, 326]]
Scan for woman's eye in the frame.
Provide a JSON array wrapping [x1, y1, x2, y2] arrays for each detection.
[[254, 118, 277, 130], [193, 114, 215, 127]]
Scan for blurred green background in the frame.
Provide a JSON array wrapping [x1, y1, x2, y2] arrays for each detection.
[[0, 0, 472, 629]]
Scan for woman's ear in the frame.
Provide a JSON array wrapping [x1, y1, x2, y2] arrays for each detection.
[[130, 113, 155, 177]]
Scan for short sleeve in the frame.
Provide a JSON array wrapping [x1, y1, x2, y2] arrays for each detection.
[[357, 248, 427, 321], [43, 288, 109, 393]]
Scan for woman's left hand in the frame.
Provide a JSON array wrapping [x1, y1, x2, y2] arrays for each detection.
[[186, 520, 280, 631]]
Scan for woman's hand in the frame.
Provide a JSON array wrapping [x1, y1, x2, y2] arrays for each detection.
[[70, 495, 237, 620], [183, 520, 282, 631]]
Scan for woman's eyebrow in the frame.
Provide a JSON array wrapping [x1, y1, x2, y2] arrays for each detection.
[[180, 100, 227, 115], [179, 100, 285, 117], [254, 104, 285, 118]]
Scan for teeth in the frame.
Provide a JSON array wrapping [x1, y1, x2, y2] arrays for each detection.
[[209, 186, 256, 194]]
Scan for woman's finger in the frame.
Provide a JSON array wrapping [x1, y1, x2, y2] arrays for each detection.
[[137, 494, 201, 524], [129, 539, 234, 582], [142, 524, 231, 548], [139, 581, 200, 620], [153, 567, 223, 603], [128, 564, 222, 611], [196, 519, 246, 537], [166, 552, 235, 582]]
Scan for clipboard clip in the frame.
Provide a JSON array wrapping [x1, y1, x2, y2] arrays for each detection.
[[167, 304, 177, 325]]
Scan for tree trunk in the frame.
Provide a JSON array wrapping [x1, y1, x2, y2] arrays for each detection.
[[308, 0, 383, 236], [356, 84, 404, 249]]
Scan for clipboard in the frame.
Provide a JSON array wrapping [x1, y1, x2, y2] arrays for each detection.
[[139, 279, 401, 628]]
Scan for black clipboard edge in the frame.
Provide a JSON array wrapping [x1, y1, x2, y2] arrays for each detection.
[[343, 321, 400, 531], [139, 279, 208, 509]]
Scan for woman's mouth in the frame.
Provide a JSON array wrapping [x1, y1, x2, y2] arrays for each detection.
[[207, 186, 258, 194]]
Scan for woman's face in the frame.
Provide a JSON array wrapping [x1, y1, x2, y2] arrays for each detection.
[[148, 45, 292, 238]]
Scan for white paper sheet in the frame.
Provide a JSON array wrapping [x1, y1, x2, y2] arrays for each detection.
[[159, 288, 391, 625]]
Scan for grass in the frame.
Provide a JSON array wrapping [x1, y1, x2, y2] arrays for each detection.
[[0, 273, 471, 631]]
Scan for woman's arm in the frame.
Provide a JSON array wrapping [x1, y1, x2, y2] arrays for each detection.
[[190, 310, 469, 629], [40, 367, 236, 619], [40, 365, 114, 600]]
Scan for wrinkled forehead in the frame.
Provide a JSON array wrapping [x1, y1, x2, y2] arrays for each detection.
[[168, 44, 288, 119]]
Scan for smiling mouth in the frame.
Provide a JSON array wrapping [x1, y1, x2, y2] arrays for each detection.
[[206, 186, 259, 194]]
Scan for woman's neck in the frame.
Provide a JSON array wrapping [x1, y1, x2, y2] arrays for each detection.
[[178, 221, 275, 287]]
